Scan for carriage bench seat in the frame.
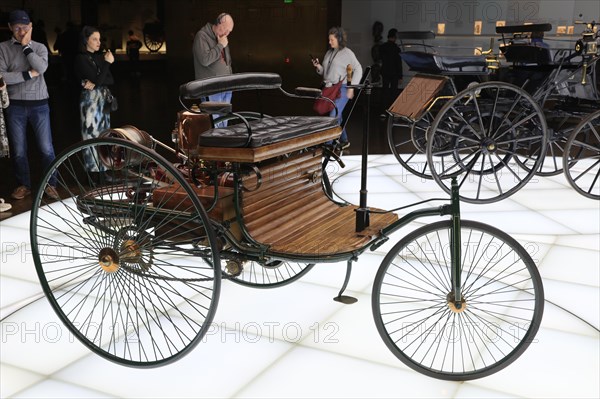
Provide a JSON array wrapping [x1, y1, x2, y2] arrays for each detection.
[[401, 51, 488, 75], [194, 120, 342, 163], [500, 44, 553, 65], [400, 51, 439, 73], [180, 72, 343, 163], [198, 116, 340, 148], [434, 55, 488, 73]]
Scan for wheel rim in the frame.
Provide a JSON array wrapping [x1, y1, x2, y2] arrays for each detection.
[[372, 220, 544, 380], [222, 258, 315, 288], [30, 138, 221, 367], [427, 82, 548, 203], [143, 35, 164, 52], [387, 114, 434, 179], [563, 110, 600, 199], [519, 114, 579, 176]]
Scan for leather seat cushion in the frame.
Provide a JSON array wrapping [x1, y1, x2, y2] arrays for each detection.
[[401, 52, 488, 74], [199, 116, 340, 148], [434, 55, 488, 72], [400, 51, 440, 73]]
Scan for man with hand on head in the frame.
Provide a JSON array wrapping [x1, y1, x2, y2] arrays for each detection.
[[0, 9, 58, 200], [192, 13, 234, 127]]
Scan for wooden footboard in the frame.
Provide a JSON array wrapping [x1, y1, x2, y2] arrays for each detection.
[[240, 149, 397, 256]]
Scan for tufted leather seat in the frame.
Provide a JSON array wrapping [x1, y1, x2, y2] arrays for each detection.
[[198, 116, 340, 148], [433, 55, 488, 73], [401, 51, 488, 75], [401, 51, 439, 73]]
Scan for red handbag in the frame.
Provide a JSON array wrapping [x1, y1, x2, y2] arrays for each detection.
[[313, 81, 342, 115]]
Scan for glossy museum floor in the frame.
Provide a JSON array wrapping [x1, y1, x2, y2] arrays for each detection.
[[1, 153, 599, 398]]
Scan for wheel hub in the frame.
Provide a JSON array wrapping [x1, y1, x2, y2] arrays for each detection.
[[481, 138, 497, 154], [225, 260, 243, 276], [446, 292, 467, 313], [99, 247, 120, 273]]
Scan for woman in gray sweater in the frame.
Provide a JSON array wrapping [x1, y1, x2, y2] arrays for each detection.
[[312, 26, 363, 147]]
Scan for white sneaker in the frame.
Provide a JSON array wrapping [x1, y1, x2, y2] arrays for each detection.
[[0, 198, 12, 212]]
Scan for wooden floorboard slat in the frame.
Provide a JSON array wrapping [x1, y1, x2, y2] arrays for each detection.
[[235, 148, 399, 256]]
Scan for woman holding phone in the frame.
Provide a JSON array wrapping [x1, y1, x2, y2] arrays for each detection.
[[312, 26, 362, 148]]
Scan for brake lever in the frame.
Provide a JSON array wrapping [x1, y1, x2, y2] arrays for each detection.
[[323, 146, 346, 168]]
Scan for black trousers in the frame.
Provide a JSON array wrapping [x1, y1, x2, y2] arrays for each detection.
[[381, 75, 401, 109]]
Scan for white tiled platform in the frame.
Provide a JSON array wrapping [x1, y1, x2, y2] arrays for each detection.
[[1, 154, 599, 398]]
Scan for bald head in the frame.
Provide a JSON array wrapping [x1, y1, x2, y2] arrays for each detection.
[[214, 13, 234, 37]]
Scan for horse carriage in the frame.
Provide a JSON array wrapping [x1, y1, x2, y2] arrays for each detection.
[[31, 71, 543, 380], [387, 21, 600, 202]]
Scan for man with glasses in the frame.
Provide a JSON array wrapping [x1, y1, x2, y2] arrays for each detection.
[[0, 9, 58, 200]]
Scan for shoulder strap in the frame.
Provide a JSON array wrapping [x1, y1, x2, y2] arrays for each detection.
[[325, 49, 339, 76]]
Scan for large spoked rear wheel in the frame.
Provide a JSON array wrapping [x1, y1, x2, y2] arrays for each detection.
[[563, 110, 600, 199], [372, 220, 544, 380], [222, 257, 315, 288], [31, 138, 221, 367], [427, 82, 547, 203]]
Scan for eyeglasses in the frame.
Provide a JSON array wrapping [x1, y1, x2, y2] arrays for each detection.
[[12, 25, 30, 33]]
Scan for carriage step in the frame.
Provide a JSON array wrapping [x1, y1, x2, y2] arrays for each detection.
[[333, 295, 358, 304], [332, 260, 358, 304]]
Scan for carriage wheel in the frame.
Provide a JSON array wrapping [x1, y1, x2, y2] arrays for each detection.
[[222, 258, 315, 288], [387, 114, 434, 179], [372, 220, 544, 380], [427, 82, 547, 203], [143, 33, 163, 52], [563, 110, 600, 199], [31, 138, 221, 367], [519, 114, 579, 176]]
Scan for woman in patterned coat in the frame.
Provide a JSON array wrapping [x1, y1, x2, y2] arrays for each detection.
[[0, 73, 12, 212], [73, 26, 115, 180], [0, 73, 9, 158]]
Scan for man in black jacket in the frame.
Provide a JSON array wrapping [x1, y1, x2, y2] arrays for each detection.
[[379, 28, 403, 111]]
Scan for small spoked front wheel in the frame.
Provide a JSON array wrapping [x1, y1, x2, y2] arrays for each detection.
[[31, 138, 221, 367], [563, 110, 600, 200], [372, 220, 544, 380]]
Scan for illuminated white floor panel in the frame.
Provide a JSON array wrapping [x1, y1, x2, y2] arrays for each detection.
[[1, 155, 599, 398]]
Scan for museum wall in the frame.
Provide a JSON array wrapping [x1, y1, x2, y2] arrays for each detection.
[[0, 0, 341, 113], [2, 0, 597, 91], [164, 0, 339, 90], [0, 0, 159, 51], [342, 0, 600, 76]]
